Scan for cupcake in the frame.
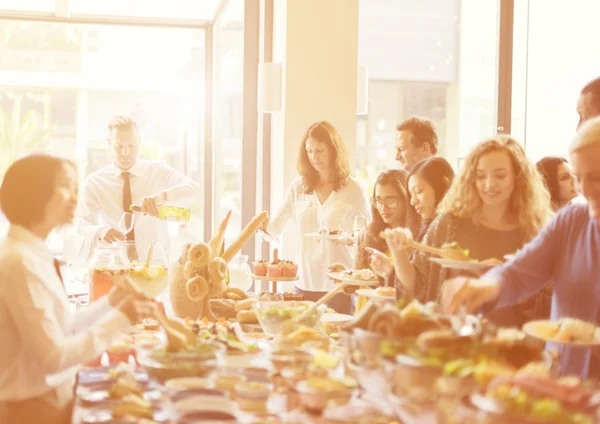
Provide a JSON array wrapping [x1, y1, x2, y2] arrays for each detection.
[[282, 260, 298, 278], [253, 260, 268, 276], [267, 262, 283, 278]]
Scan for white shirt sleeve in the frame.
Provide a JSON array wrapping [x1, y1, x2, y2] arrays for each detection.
[[76, 178, 104, 256], [353, 183, 371, 223], [267, 180, 299, 236], [7, 261, 130, 375], [67, 296, 113, 335], [159, 163, 202, 205]]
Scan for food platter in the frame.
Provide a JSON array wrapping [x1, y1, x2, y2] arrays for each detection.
[[522, 319, 600, 346], [428, 257, 496, 271], [328, 271, 379, 286], [355, 288, 396, 301]]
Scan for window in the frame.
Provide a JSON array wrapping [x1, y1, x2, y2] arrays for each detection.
[[0, 21, 206, 240], [69, 0, 221, 20], [512, 0, 600, 162], [357, 0, 500, 188], [213, 0, 244, 246], [0, 0, 53, 12]]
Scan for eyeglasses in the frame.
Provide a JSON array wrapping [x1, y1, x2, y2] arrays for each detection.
[[371, 197, 400, 209]]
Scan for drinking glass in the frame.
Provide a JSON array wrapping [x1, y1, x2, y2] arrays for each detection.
[[352, 215, 366, 238]]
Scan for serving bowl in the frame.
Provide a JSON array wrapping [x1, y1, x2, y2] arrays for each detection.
[[253, 301, 326, 336], [136, 340, 224, 381]]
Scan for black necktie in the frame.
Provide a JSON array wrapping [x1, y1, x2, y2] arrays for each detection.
[[121, 172, 138, 260], [53, 258, 64, 287]]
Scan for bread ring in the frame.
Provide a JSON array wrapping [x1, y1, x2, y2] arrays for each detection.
[[208, 257, 228, 281], [186, 275, 209, 301], [368, 307, 403, 338], [179, 243, 193, 265], [187, 243, 213, 268], [226, 286, 249, 300], [225, 292, 242, 301], [212, 278, 227, 298], [183, 261, 201, 280]]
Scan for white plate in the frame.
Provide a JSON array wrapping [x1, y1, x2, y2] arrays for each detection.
[[504, 254, 515, 261], [320, 313, 354, 323], [165, 377, 215, 391], [328, 271, 380, 286], [355, 288, 396, 301], [304, 231, 346, 240], [522, 320, 600, 347], [428, 257, 495, 271]]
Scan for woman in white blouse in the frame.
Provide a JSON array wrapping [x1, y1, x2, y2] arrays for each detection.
[[263, 121, 370, 313], [0, 155, 140, 423]]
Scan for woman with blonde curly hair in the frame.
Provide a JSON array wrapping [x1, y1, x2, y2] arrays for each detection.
[[383, 136, 554, 326], [262, 121, 370, 313]]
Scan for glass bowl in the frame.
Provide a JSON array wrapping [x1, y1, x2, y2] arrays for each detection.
[[252, 301, 326, 336], [136, 340, 224, 381]]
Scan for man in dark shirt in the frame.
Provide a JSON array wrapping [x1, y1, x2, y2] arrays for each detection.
[[440, 116, 600, 378]]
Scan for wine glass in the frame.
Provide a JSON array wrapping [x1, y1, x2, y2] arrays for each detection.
[[118, 211, 135, 236], [352, 215, 365, 238]]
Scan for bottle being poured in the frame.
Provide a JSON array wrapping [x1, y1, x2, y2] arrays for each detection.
[[130, 204, 191, 223]]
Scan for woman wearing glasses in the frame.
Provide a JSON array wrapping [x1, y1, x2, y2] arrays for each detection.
[[331, 169, 416, 310]]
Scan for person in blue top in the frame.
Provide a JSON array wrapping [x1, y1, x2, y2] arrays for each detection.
[[440, 115, 600, 379]]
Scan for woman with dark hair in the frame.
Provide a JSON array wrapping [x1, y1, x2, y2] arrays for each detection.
[[262, 121, 370, 313], [355, 169, 417, 273], [0, 155, 140, 423], [335, 169, 416, 289], [408, 157, 455, 242], [384, 137, 554, 327], [536, 156, 577, 210]]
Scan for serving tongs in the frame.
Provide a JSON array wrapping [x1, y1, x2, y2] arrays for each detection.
[[379, 231, 470, 261], [122, 275, 196, 352]]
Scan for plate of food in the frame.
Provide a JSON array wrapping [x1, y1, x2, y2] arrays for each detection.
[[523, 318, 600, 346], [81, 395, 170, 423], [428, 257, 501, 271], [305, 228, 347, 240], [355, 287, 396, 301], [328, 269, 380, 286]]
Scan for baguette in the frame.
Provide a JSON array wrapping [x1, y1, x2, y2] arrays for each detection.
[[222, 211, 269, 262], [209, 210, 232, 256]]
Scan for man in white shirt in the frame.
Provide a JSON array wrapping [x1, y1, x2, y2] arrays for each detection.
[[395, 116, 438, 170], [78, 116, 202, 256]]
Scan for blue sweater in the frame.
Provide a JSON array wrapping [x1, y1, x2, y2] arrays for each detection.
[[484, 203, 600, 378]]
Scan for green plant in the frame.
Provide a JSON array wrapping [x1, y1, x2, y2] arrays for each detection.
[[0, 95, 55, 178]]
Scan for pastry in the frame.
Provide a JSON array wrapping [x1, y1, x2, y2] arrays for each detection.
[[342, 301, 378, 332], [235, 297, 258, 312], [367, 306, 403, 337], [267, 262, 283, 277], [282, 260, 298, 277], [208, 257, 228, 282], [375, 287, 395, 297], [187, 243, 213, 268], [186, 275, 209, 301], [253, 260, 268, 276], [226, 287, 250, 300], [237, 309, 259, 324], [209, 298, 237, 319]]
